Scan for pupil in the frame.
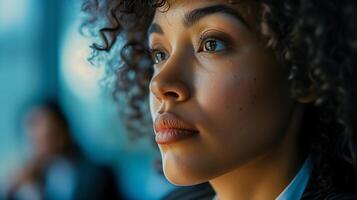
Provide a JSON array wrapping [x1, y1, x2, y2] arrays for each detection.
[[205, 40, 216, 51], [156, 52, 164, 62]]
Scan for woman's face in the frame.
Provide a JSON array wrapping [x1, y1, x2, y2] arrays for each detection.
[[149, 0, 295, 185], [26, 108, 69, 158]]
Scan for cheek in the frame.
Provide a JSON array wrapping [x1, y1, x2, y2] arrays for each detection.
[[195, 56, 292, 160], [195, 70, 255, 138]]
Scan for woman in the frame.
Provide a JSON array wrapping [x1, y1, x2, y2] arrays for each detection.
[[6, 101, 121, 200], [82, 0, 357, 199]]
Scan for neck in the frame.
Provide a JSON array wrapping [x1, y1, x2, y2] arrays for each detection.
[[210, 106, 307, 200]]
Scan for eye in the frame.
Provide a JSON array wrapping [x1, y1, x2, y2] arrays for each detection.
[[150, 49, 168, 64], [198, 30, 232, 54], [203, 39, 226, 52]]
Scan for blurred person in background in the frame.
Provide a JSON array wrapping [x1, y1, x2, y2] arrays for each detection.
[[5, 100, 122, 200]]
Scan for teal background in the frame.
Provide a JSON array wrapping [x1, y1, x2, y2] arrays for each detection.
[[0, 0, 175, 199]]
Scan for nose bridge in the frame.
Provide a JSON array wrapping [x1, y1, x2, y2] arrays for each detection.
[[150, 47, 193, 102]]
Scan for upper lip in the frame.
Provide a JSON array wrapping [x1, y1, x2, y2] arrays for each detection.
[[154, 112, 199, 133]]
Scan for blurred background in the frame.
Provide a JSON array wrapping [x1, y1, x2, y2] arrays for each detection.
[[0, 0, 176, 199]]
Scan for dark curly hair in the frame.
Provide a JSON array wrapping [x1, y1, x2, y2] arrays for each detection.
[[81, 0, 357, 194]]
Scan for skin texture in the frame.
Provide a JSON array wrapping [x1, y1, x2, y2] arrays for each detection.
[[149, 0, 308, 199]]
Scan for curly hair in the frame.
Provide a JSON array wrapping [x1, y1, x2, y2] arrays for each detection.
[[81, 0, 357, 194]]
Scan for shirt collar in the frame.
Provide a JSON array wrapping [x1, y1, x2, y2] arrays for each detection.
[[275, 155, 312, 200], [212, 155, 313, 200]]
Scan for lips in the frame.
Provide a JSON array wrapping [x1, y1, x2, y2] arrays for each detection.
[[154, 113, 199, 144]]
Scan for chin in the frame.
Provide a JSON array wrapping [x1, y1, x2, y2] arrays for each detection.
[[163, 168, 208, 186], [162, 155, 216, 186]]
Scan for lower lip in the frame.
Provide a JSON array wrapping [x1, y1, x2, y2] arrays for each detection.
[[155, 129, 198, 144]]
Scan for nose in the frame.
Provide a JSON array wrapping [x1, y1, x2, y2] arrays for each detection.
[[149, 59, 191, 103]]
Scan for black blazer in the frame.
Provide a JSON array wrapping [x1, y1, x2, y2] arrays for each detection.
[[300, 169, 357, 200], [162, 170, 357, 200]]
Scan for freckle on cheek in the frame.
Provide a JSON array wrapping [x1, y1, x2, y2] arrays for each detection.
[[228, 59, 233, 65], [251, 94, 257, 105]]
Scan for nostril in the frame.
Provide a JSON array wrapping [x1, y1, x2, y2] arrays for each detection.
[[164, 91, 179, 99]]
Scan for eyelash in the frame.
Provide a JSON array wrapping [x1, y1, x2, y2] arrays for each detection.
[[149, 33, 231, 64]]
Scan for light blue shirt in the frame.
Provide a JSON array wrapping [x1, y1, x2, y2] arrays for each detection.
[[275, 155, 312, 200]]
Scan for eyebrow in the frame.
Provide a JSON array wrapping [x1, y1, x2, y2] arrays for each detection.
[[147, 23, 164, 37], [147, 4, 250, 37], [184, 4, 250, 29]]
